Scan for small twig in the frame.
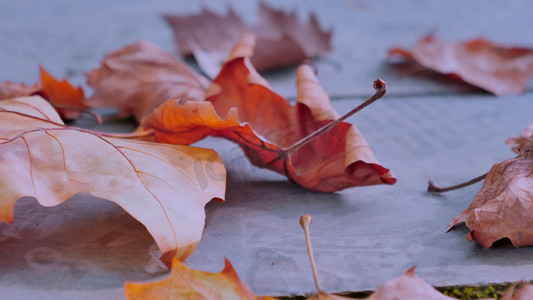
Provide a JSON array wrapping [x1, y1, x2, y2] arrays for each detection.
[[268, 79, 387, 166], [428, 172, 488, 193], [300, 215, 322, 294]]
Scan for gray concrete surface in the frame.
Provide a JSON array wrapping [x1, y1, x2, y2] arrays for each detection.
[[1, 0, 533, 299]]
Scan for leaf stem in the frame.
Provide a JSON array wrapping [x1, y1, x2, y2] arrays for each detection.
[[300, 215, 322, 295], [268, 79, 386, 166], [53, 104, 103, 124], [427, 172, 487, 193]]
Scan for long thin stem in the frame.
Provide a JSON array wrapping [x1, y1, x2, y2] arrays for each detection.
[[427, 173, 487, 193], [300, 215, 321, 294], [268, 79, 387, 166]]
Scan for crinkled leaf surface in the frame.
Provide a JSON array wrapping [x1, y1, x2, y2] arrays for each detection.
[[448, 135, 533, 248], [87, 40, 210, 122], [124, 257, 276, 300], [0, 96, 226, 264], [389, 34, 533, 95], [506, 123, 533, 154], [164, 3, 331, 77], [142, 34, 395, 192]]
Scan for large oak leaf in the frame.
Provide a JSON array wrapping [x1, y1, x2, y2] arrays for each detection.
[[141, 34, 395, 192], [124, 257, 276, 300], [164, 3, 331, 77], [447, 141, 533, 248], [389, 34, 533, 95], [86, 40, 210, 122], [0, 96, 226, 264]]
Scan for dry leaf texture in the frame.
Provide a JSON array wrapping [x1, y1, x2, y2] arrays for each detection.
[[87, 40, 210, 122], [389, 34, 533, 95], [142, 34, 395, 192], [124, 257, 276, 300], [0, 96, 226, 264], [447, 143, 533, 248], [164, 3, 331, 77], [506, 123, 533, 154]]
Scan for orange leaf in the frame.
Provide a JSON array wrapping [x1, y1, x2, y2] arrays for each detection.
[[39, 67, 88, 120], [142, 34, 395, 192], [389, 34, 533, 95], [164, 3, 331, 77], [0, 96, 226, 265], [124, 257, 276, 300], [447, 134, 533, 248], [86, 40, 210, 122]]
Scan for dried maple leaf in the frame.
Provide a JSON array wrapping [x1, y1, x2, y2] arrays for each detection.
[[389, 34, 533, 95], [86, 40, 210, 122], [0, 96, 226, 265], [506, 123, 533, 154], [38, 67, 88, 120], [447, 142, 533, 248], [0, 68, 88, 120], [141, 34, 395, 192], [164, 3, 332, 77], [124, 257, 276, 300]]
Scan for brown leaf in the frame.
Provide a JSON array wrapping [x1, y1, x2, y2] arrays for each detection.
[[0, 96, 226, 265], [0, 68, 88, 120], [86, 40, 210, 122], [164, 3, 332, 77], [141, 34, 395, 192], [0, 82, 39, 99], [447, 142, 533, 248], [124, 257, 276, 300], [366, 267, 456, 300], [389, 34, 533, 95], [506, 123, 533, 154]]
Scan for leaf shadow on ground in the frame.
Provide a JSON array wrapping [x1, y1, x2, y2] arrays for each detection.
[[0, 194, 169, 291]]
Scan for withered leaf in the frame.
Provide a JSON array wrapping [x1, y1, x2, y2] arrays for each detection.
[[0, 96, 226, 265], [0, 67, 87, 120], [141, 34, 395, 192], [506, 123, 533, 154], [389, 34, 533, 95], [86, 40, 210, 122], [164, 3, 331, 77], [447, 138, 533, 248], [124, 257, 276, 300], [0, 82, 39, 100]]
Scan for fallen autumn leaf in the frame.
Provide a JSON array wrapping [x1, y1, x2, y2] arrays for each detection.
[[447, 128, 533, 248], [0, 96, 226, 265], [141, 33, 395, 192], [389, 34, 533, 95], [86, 40, 210, 122], [164, 3, 332, 77]]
